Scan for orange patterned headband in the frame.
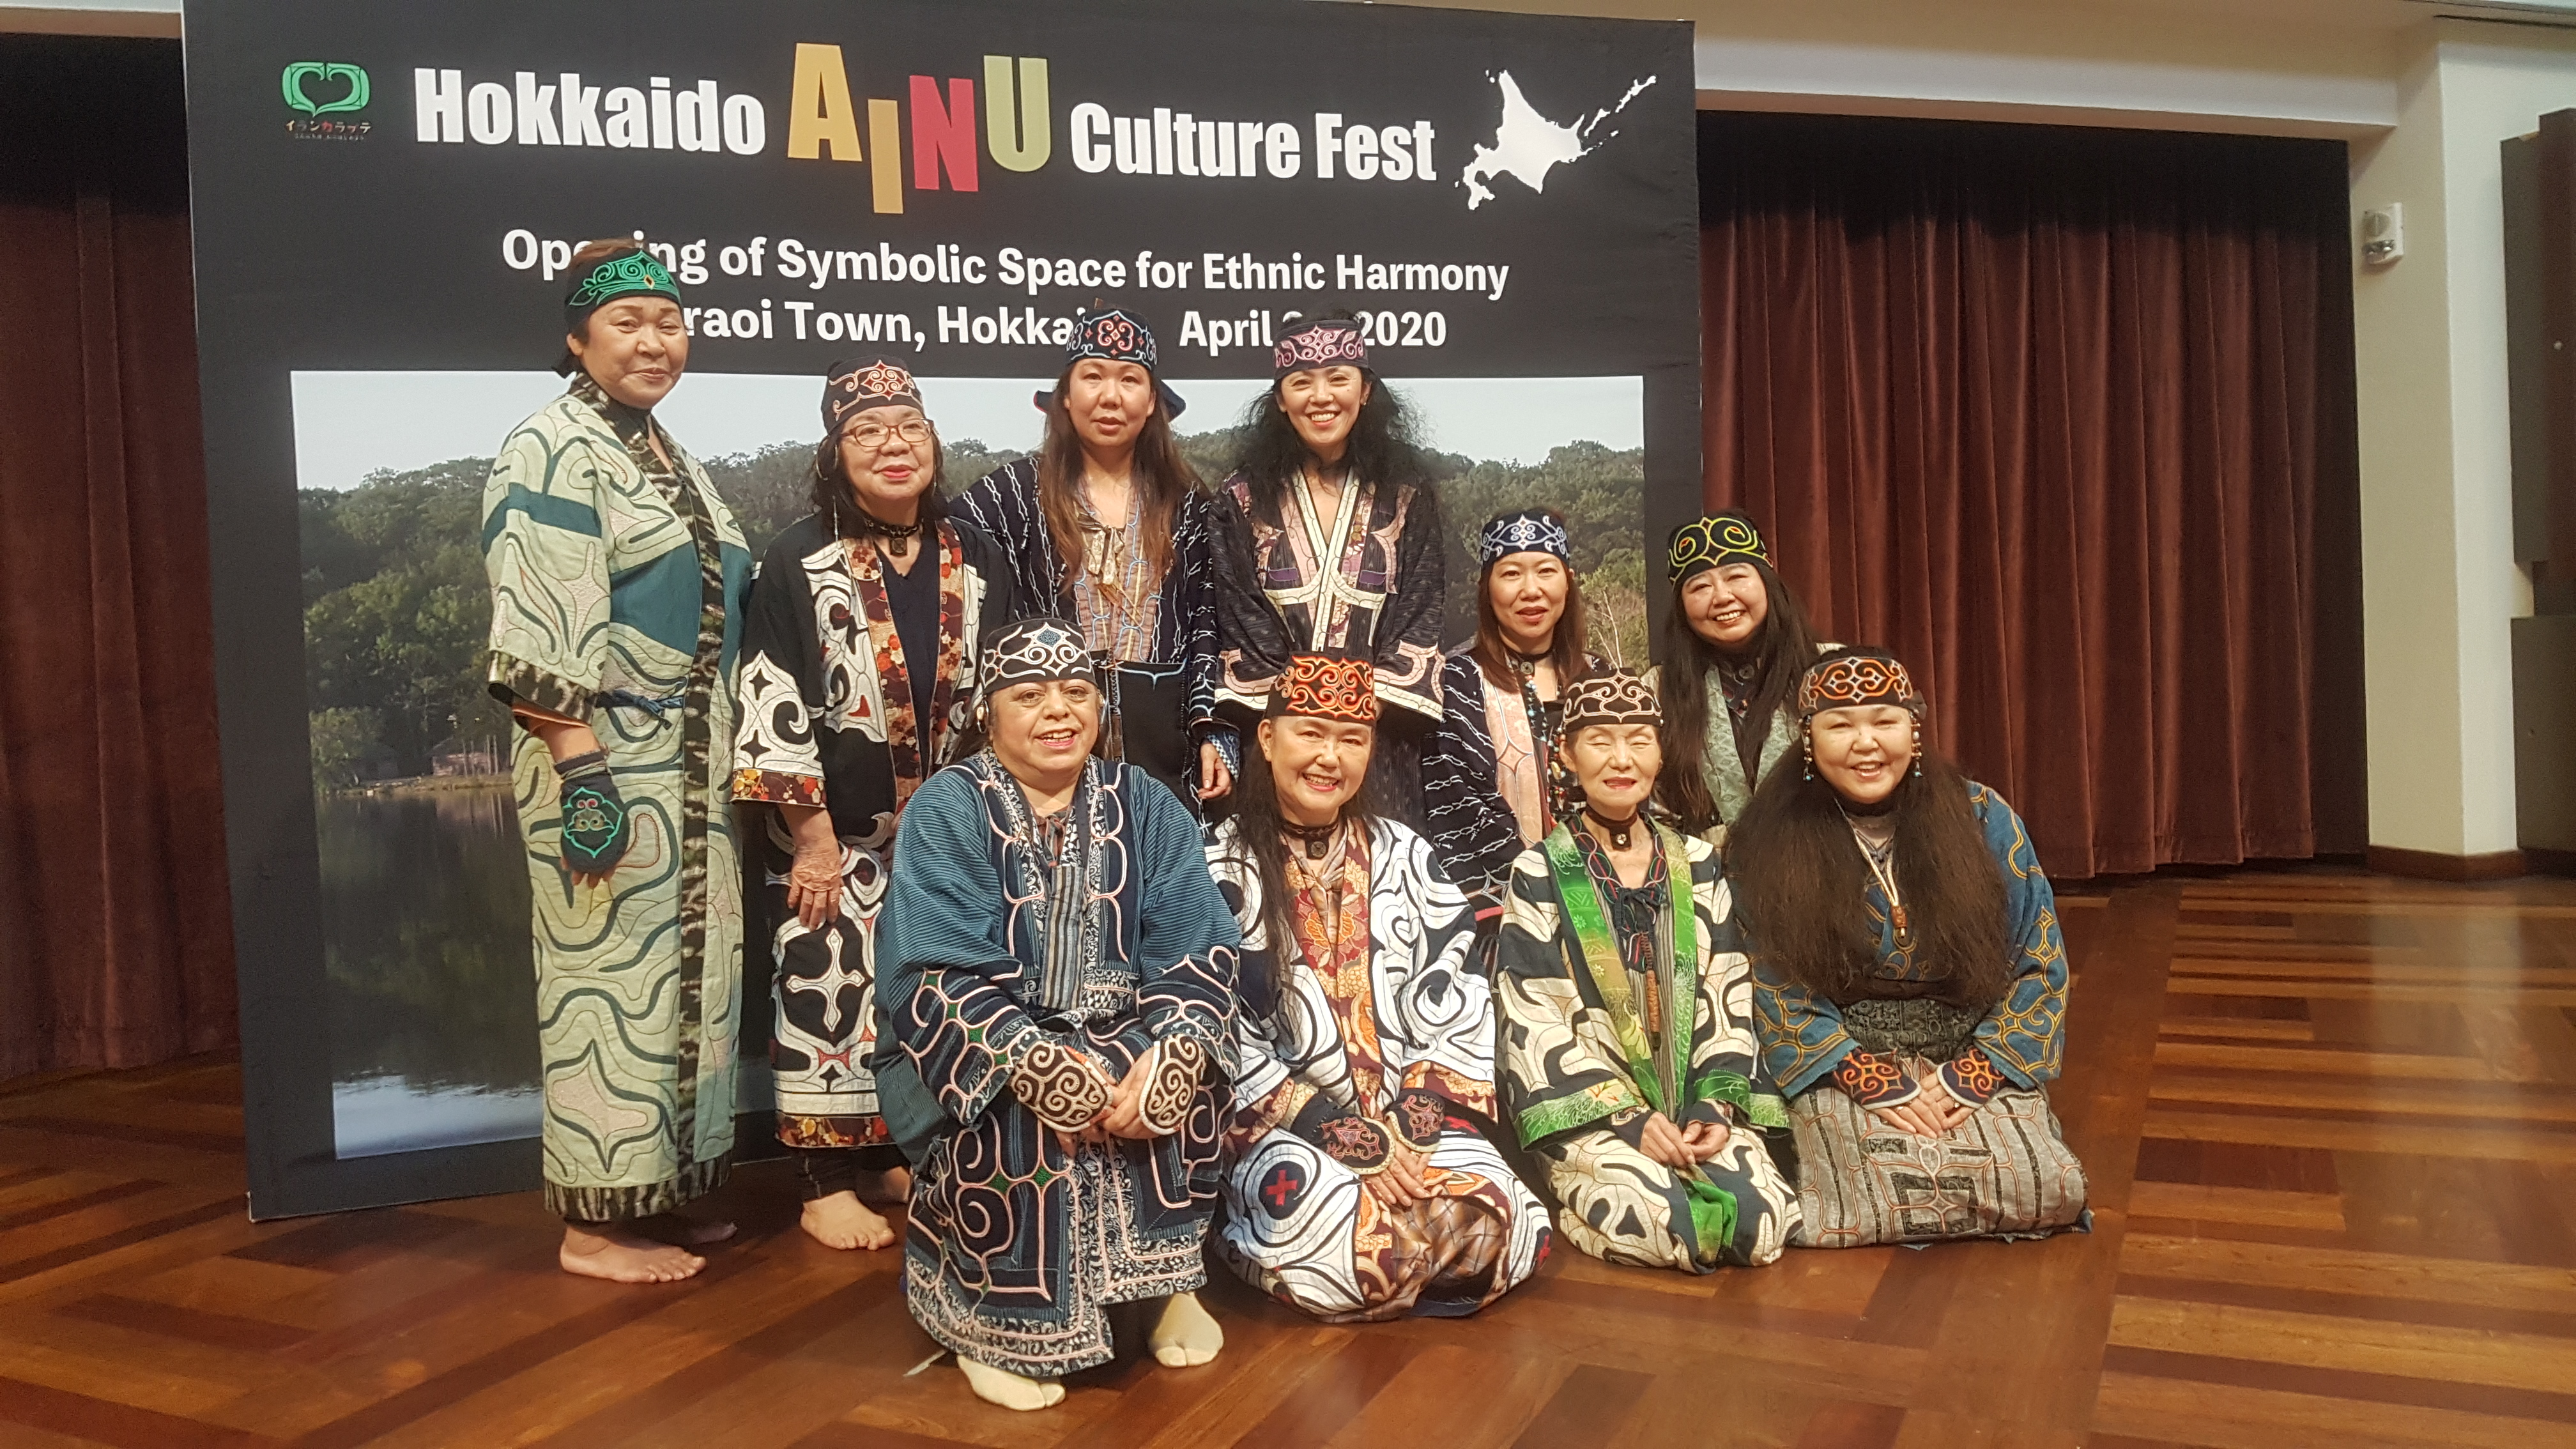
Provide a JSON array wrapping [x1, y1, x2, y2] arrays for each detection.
[[1271, 654, 1377, 724], [1797, 650, 1923, 719]]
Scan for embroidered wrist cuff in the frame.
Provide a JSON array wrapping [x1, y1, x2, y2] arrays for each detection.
[[1136, 1037, 1205, 1135], [1009, 1039, 1112, 1131], [1388, 1089, 1448, 1152], [1312, 1114, 1392, 1174], [1832, 1050, 1920, 1109], [1938, 1052, 2003, 1107]]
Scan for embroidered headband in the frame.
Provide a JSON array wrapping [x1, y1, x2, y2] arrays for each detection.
[[1667, 510, 1770, 585], [1478, 508, 1572, 567], [1036, 306, 1187, 418], [1273, 317, 1370, 379], [1797, 648, 1924, 720], [976, 617, 1098, 705], [564, 247, 681, 327], [1560, 671, 1662, 735], [823, 357, 923, 437], [1268, 654, 1377, 724]]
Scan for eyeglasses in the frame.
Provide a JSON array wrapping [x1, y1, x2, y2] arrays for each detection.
[[846, 419, 931, 448]]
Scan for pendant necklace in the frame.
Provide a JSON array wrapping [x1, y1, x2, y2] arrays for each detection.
[[1283, 815, 1342, 862], [1586, 806, 1639, 852], [1843, 809, 1914, 951]]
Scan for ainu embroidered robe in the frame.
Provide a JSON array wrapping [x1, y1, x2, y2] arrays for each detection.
[[481, 376, 751, 1220], [1749, 783, 2085, 1246], [1204, 818, 1547, 1321], [953, 461, 1225, 809], [1210, 471, 1445, 822], [1496, 827, 1801, 1271], [880, 756, 1240, 1378], [1423, 648, 1602, 919], [731, 514, 1007, 1149]]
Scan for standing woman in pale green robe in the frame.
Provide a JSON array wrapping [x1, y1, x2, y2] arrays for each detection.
[[481, 238, 753, 1285], [1647, 512, 1831, 849]]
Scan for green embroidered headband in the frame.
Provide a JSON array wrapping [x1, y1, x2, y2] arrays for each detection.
[[564, 248, 681, 326]]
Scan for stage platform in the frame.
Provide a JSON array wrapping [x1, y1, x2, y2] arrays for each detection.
[[1, 866, 2571, 1448]]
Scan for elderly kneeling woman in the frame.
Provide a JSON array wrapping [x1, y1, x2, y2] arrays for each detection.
[[877, 619, 1241, 1411], [1495, 672, 1801, 1271]]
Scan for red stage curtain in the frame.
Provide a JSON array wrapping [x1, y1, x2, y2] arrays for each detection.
[[1701, 112, 2367, 878], [0, 37, 236, 1077]]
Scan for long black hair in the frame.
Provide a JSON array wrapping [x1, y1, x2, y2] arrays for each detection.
[[1228, 709, 1390, 1021], [1654, 556, 1821, 831], [1230, 312, 1434, 510], [1726, 744, 2011, 1011]]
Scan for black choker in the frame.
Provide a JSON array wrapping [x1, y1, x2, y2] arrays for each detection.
[[1586, 808, 1640, 851], [1281, 816, 1342, 861], [847, 507, 923, 541]]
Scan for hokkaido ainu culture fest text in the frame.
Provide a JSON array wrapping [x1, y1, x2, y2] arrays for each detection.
[[429, 41, 1652, 356]]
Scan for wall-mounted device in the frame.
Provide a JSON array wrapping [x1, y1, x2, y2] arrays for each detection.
[[2361, 204, 2404, 266]]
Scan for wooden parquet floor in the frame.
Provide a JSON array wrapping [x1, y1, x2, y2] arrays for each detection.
[[3, 868, 2575, 1448]]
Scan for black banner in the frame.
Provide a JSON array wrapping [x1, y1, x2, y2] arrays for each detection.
[[185, 0, 1698, 1217]]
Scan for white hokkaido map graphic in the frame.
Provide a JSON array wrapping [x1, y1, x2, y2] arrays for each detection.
[[1460, 70, 1658, 210]]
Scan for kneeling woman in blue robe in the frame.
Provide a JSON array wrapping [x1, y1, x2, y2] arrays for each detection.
[[878, 618, 1241, 1411], [1734, 648, 2085, 1248]]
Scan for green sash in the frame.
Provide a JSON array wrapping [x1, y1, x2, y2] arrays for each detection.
[[1541, 823, 1698, 1116], [1543, 824, 1753, 1264]]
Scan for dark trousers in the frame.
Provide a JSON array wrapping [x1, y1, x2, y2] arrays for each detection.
[[794, 1143, 908, 1201]]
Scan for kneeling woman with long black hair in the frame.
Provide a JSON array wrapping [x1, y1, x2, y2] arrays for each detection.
[[1730, 649, 2087, 1248]]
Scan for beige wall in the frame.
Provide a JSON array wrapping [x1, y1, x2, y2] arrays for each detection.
[[2351, 23, 2576, 855]]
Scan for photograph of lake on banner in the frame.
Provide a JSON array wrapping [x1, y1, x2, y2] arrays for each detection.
[[292, 368, 1644, 1159]]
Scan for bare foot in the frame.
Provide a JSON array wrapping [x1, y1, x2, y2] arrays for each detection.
[[638, 1211, 737, 1246], [560, 1225, 705, 1284], [800, 1190, 897, 1251]]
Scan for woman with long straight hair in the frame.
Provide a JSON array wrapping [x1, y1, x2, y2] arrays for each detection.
[[1204, 655, 1547, 1322], [480, 238, 751, 1284], [732, 358, 1010, 1254], [1210, 314, 1445, 827], [1423, 507, 1603, 924], [1731, 649, 2085, 1248], [1648, 511, 1828, 844], [954, 308, 1231, 813]]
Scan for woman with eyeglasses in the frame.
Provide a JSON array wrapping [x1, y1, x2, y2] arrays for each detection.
[[732, 357, 1010, 1255]]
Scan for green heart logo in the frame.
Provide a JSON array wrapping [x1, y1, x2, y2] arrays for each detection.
[[281, 62, 369, 118]]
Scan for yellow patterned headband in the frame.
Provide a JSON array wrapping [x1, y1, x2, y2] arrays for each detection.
[[1667, 511, 1769, 584]]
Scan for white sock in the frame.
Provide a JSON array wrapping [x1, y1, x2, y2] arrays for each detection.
[[1149, 1291, 1224, 1368], [957, 1356, 1064, 1412]]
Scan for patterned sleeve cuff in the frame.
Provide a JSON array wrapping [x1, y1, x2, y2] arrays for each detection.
[[1386, 1089, 1449, 1151], [731, 768, 826, 806], [1606, 1105, 1653, 1152], [1831, 1050, 1921, 1109], [487, 652, 593, 719], [1938, 1052, 2004, 1108], [1291, 1094, 1392, 1174], [1680, 1097, 1735, 1131], [1007, 1038, 1114, 1131]]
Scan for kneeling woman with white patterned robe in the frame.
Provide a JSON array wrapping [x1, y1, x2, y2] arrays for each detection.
[[1206, 654, 1548, 1321], [1496, 671, 1802, 1271]]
